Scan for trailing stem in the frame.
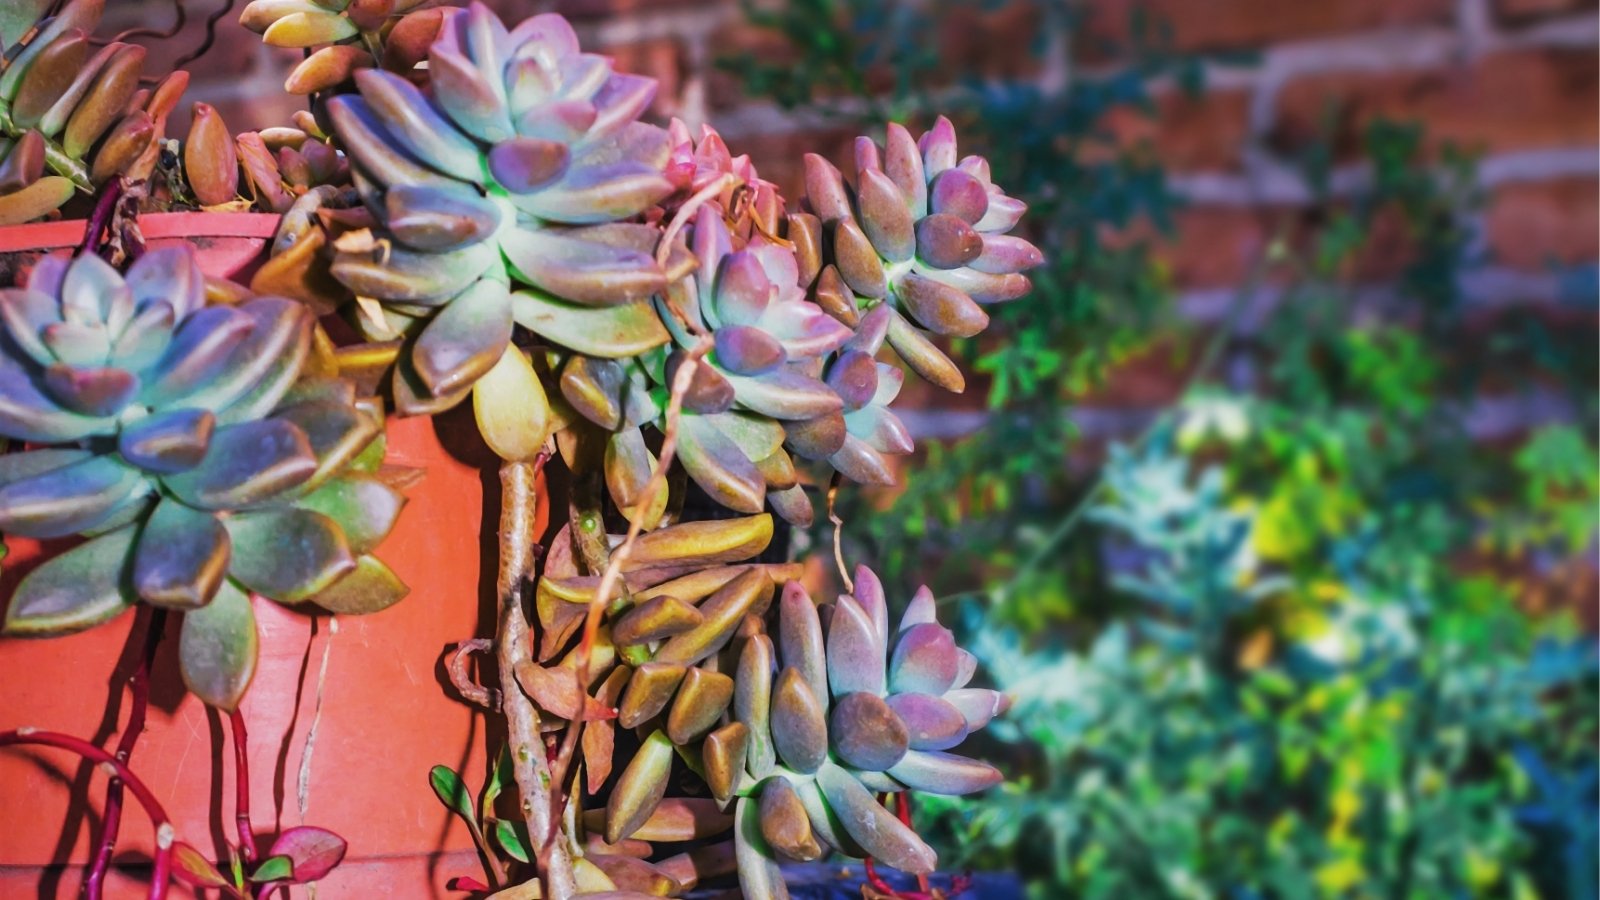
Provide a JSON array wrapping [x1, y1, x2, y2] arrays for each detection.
[[497, 456, 577, 900], [229, 710, 258, 866], [83, 606, 168, 900], [0, 730, 174, 900]]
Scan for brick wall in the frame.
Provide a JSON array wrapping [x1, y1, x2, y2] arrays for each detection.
[[119, 0, 1597, 435]]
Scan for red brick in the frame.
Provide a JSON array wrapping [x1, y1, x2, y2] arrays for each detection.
[[1097, 88, 1253, 171], [1270, 48, 1600, 160], [542, 0, 725, 20], [1080, 0, 1453, 54], [1485, 176, 1600, 270], [1494, 0, 1599, 24], [602, 38, 688, 120], [1107, 206, 1280, 290], [706, 20, 802, 112], [937, 2, 1045, 82], [732, 126, 859, 207]]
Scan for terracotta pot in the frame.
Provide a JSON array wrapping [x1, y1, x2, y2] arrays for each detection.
[[0, 215, 536, 896], [0, 211, 282, 286]]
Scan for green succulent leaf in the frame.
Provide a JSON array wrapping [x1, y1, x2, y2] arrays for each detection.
[[178, 579, 259, 710], [4, 524, 137, 635], [224, 508, 355, 604]]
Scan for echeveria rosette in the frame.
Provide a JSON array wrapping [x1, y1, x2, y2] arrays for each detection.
[[655, 206, 851, 522], [598, 567, 1008, 896], [805, 116, 1044, 393], [0, 248, 410, 711], [322, 3, 683, 435], [664, 119, 786, 245]]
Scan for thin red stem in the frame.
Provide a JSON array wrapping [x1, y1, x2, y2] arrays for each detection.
[[0, 729, 173, 900], [76, 177, 126, 258], [229, 710, 258, 865], [84, 607, 167, 900]]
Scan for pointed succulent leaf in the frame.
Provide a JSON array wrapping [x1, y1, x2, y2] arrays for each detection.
[[886, 750, 1003, 796], [312, 554, 409, 614], [857, 168, 914, 262], [898, 584, 938, 632], [5, 525, 137, 635], [830, 691, 910, 771], [384, 183, 502, 251], [225, 508, 356, 603], [735, 795, 791, 900], [666, 667, 735, 745], [886, 693, 969, 751], [617, 662, 686, 729], [511, 291, 669, 358], [888, 623, 961, 696], [816, 762, 936, 873], [654, 567, 770, 665], [770, 667, 827, 773], [473, 345, 553, 462], [703, 722, 748, 804], [613, 595, 702, 646], [134, 499, 230, 609], [713, 324, 784, 376], [0, 453, 144, 539], [606, 730, 674, 843], [500, 226, 664, 307], [179, 579, 258, 710], [117, 408, 215, 474], [945, 688, 1010, 731], [676, 413, 765, 515], [759, 777, 822, 862], [165, 419, 317, 509], [885, 309, 963, 393], [734, 633, 776, 777], [826, 595, 885, 698], [778, 581, 828, 706], [784, 411, 846, 461], [832, 219, 887, 299], [411, 276, 514, 396], [354, 68, 483, 178], [724, 368, 842, 421], [970, 233, 1044, 274]]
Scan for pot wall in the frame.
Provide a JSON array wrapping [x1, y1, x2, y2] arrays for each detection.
[[0, 210, 530, 896]]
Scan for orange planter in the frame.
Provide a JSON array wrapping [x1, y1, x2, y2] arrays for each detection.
[[0, 215, 531, 897]]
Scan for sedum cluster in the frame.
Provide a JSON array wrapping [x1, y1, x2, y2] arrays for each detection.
[[0, 247, 409, 710]]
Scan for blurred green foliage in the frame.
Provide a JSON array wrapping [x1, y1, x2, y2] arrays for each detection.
[[723, 0, 1599, 895]]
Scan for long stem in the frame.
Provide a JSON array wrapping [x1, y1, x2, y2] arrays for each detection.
[[83, 607, 167, 900], [497, 457, 576, 900], [229, 710, 258, 866], [0, 730, 173, 900], [76, 177, 125, 258]]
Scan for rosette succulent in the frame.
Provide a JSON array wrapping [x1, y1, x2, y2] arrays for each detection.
[[596, 566, 1008, 898], [0, 0, 191, 222], [322, 2, 689, 437], [0, 247, 409, 710], [806, 116, 1043, 392], [655, 206, 851, 522]]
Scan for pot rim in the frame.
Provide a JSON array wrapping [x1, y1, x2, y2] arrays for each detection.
[[0, 211, 282, 253]]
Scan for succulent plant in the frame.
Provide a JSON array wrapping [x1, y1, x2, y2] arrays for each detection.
[[0, 247, 410, 710], [649, 206, 850, 522], [240, 0, 442, 96], [0, 0, 189, 222], [593, 565, 1007, 897], [320, 2, 687, 445], [805, 116, 1043, 393]]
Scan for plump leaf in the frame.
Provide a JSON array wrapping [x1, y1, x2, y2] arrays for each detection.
[[310, 554, 408, 615], [178, 580, 259, 710], [5, 525, 137, 636], [267, 826, 348, 883], [225, 508, 355, 604], [429, 765, 475, 822], [134, 498, 229, 609], [170, 841, 230, 889], [510, 291, 669, 359], [473, 345, 552, 462], [0, 453, 145, 539]]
